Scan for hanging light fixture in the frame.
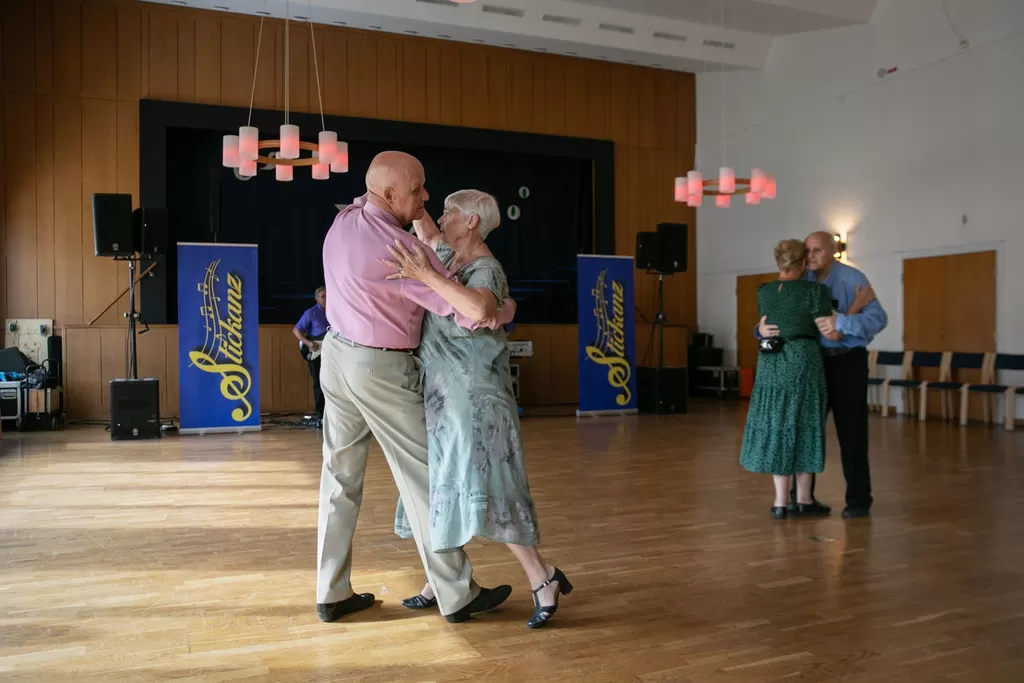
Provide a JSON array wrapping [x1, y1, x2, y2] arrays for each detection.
[[673, 0, 773, 207], [221, 1, 346, 181]]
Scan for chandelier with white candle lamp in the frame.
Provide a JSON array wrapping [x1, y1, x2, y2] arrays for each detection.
[[220, 2, 347, 181]]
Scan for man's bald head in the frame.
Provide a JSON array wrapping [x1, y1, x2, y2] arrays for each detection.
[[365, 151, 429, 224], [805, 231, 837, 274]]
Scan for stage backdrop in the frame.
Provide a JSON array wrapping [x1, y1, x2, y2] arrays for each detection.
[[576, 255, 638, 416], [177, 243, 261, 433]]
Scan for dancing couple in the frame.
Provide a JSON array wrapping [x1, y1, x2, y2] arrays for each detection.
[[315, 150, 572, 629]]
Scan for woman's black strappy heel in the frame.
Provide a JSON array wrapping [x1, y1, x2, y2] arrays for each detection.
[[527, 568, 573, 629]]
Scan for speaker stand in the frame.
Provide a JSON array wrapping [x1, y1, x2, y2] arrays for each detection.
[[112, 255, 145, 379]]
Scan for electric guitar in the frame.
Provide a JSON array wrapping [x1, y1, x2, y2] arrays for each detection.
[[299, 334, 326, 362]]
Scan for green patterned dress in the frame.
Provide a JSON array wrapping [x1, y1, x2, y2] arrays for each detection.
[[739, 279, 833, 475], [394, 243, 539, 552]]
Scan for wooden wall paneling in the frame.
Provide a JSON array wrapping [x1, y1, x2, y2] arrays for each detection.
[[423, 41, 441, 125], [346, 33, 377, 119], [653, 70, 677, 152], [675, 73, 696, 154], [541, 58, 566, 137], [147, 9, 177, 101], [81, 98, 120, 325], [139, 3, 149, 98], [735, 272, 779, 372], [34, 0, 55, 95], [63, 326, 102, 419], [0, 94, 5, 324], [308, 25, 327, 115], [99, 326, 126, 417], [175, 16, 195, 102], [36, 95, 56, 322], [275, 327, 312, 413], [564, 59, 589, 139], [2, 1, 35, 93], [163, 326, 179, 415], [219, 17, 254, 108], [273, 21, 307, 114], [438, 44, 462, 127], [194, 15, 221, 105], [53, 96, 83, 326], [636, 70, 658, 150], [321, 27, 348, 116], [607, 66, 630, 146], [485, 50, 507, 130], [505, 51, 533, 133], [586, 61, 609, 140], [398, 39, 426, 123], [252, 19, 274, 110], [376, 36, 400, 121], [4, 93, 37, 318], [258, 326, 275, 414], [116, 3, 141, 100], [82, 1, 117, 100], [460, 47, 489, 130]]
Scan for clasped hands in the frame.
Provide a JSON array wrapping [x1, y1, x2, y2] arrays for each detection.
[[759, 284, 875, 342]]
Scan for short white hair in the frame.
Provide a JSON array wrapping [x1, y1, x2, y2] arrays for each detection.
[[445, 190, 501, 239]]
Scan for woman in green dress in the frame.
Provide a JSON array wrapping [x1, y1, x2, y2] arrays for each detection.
[[739, 239, 834, 519], [383, 190, 571, 629]]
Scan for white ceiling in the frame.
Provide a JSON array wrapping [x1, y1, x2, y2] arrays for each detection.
[[144, 0, 878, 72]]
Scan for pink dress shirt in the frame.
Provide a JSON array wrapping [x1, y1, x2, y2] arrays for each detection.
[[323, 195, 507, 349]]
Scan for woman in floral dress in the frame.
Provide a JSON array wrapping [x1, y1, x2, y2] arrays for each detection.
[[385, 190, 572, 629]]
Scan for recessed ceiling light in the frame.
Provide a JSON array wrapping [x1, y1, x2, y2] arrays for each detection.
[[405, 30, 420, 35], [368, 25, 382, 30], [332, 21, 347, 26], [213, 4, 229, 9], [294, 15, 308, 21], [170, 1, 188, 5], [502, 43, 516, 47], [437, 34, 452, 38], [256, 10, 271, 16], [473, 39, 485, 43]]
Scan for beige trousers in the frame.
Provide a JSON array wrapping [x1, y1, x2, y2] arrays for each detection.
[[316, 332, 479, 615]]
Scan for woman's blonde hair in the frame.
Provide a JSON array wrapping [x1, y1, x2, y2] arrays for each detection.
[[774, 239, 806, 272]]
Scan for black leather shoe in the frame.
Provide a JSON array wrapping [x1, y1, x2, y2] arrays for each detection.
[[793, 501, 831, 516], [317, 593, 376, 622], [790, 499, 831, 514], [444, 585, 512, 623], [771, 506, 788, 519], [527, 568, 573, 629], [842, 506, 870, 518], [401, 593, 438, 609]]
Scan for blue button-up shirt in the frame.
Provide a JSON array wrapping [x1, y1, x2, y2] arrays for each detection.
[[295, 303, 329, 338], [807, 261, 888, 349], [753, 261, 888, 349]]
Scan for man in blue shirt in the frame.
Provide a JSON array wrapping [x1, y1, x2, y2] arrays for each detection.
[[757, 231, 888, 518], [294, 286, 329, 426]]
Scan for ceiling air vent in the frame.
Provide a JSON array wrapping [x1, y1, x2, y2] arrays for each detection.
[[599, 23, 635, 34], [702, 39, 736, 49], [416, 0, 459, 7], [653, 31, 687, 43], [542, 14, 582, 27], [482, 5, 526, 18]]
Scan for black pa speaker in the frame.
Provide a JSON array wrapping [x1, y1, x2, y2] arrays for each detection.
[[110, 378, 161, 440], [656, 223, 688, 274], [638, 366, 688, 414], [636, 232, 661, 271], [92, 193, 134, 257], [133, 207, 168, 258]]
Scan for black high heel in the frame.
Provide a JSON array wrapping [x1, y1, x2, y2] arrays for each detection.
[[527, 568, 572, 629]]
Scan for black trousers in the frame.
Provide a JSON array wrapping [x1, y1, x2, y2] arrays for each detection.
[[793, 347, 873, 509], [308, 356, 324, 419]]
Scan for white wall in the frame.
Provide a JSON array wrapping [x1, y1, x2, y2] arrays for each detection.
[[695, 0, 1024, 418]]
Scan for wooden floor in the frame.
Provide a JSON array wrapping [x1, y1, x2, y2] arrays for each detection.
[[1, 404, 1023, 682]]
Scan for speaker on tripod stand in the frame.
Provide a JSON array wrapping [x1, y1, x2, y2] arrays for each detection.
[[92, 193, 164, 440], [635, 223, 689, 414]]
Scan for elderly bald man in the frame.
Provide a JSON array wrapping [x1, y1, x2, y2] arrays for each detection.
[[316, 151, 515, 623], [757, 231, 888, 519]]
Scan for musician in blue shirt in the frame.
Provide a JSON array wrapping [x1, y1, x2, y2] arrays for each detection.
[[757, 232, 888, 518], [294, 286, 329, 425]]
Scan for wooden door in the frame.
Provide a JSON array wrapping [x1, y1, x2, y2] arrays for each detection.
[[736, 272, 779, 372], [903, 250, 996, 419]]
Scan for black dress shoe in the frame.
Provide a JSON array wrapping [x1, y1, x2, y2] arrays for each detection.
[[527, 568, 573, 629], [401, 593, 438, 609], [842, 506, 870, 518], [771, 506, 788, 519], [793, 500, 831, 516], [444, 585, 512, 624], [789, 499, 831, 514], [317, 593, 376, 622]]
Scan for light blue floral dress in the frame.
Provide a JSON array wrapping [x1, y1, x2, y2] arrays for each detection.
[[394, 243, 539, 552]]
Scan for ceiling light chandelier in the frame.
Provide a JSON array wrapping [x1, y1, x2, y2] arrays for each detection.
[[221, 1, 348, 181], [673, 0, 773, 208]]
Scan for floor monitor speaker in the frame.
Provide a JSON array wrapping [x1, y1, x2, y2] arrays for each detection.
[[110, 378, 161, 440], [637, 366, 688, 414]]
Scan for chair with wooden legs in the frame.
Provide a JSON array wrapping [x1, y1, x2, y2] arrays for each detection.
[[960, 354, 1024, 429], [885, 351, 948, 420], [867, 351, 907, 415], [880, 351, 913, 417], [920, 352, 987, 423]]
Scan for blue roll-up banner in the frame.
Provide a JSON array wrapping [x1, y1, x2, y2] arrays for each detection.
[[576, 254, 638, 416], [177, 242, 261, 434]]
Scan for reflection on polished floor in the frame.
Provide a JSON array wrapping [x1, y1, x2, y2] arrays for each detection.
[[1, 404, 1022, 682]]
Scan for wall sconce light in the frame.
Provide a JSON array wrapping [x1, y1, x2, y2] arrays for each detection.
[[832, 233, 847, 261]]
